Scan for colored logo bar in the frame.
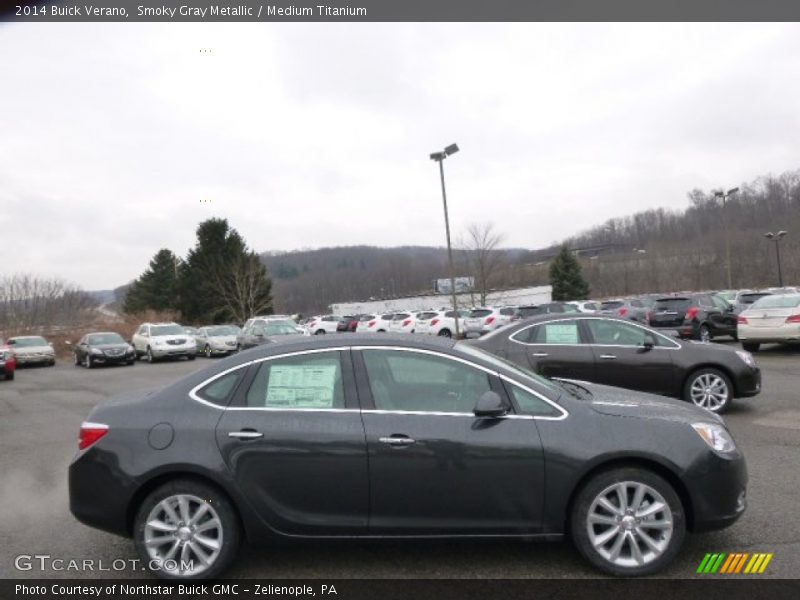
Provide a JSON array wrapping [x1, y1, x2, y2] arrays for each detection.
[[697, 553, 773, 574]]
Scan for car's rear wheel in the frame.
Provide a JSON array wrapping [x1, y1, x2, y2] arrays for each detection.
[[438, 329, 452, 338], [699, 324, 711, 343], [571, 467, 685, 577], [74, 353, 80, 367], [742, 342, 760, 353], [4, 371, 13, 381], [187, 354, 196, 361], [315, 330, 326, 335], [684, 368, 732, 413], [133, 479, 241, 580]]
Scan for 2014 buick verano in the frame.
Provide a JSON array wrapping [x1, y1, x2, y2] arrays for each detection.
[[69, 335, 747, 580]]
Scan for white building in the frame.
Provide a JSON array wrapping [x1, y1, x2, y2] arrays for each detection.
[[331, 285, 552, 315]]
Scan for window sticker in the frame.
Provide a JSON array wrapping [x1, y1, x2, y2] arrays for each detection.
[[544, 323, 579, 344], [265, 364, 338, 408]]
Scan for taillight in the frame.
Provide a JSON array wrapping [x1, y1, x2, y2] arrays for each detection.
[[645, 310, 653, 323], [786, 315, 800, 324], [79, 422, 108, 450], [485, 316, 495, 325], [368, 320, 376, 327], [430, 319, 440, 326], [737, 316, 749, 324], [618, 307, 628, 317], [685, 307, 699, 321], [402, 319, 411, 327]]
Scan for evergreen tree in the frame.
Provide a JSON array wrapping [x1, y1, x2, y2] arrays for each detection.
[[178, 218, 272, 323], [549, 245, 590, 301], [123, 249, 179, 313]]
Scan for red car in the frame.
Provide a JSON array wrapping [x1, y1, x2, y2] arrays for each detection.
[[1, 342, 16, 381]]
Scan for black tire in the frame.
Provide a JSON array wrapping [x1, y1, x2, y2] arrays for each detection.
[[683, 367, 733, 413], [571, 467, 685, 577], [146, 347, 156, 363], [438, 329, 452, 338], [133, 479, 241, 580], [126, 360, 135, 366], [204, 344, 212, 358], [315, 330, 326, 335], [49, 359, 56, 366], [74, 353, 81, 367], [732, 332, 739, 342], [5, 371, 13, 381], [84, 354, 93, 369], [742, 342, 760, 353], [187, 354, 196, 361], [698, 324, 711, 343]]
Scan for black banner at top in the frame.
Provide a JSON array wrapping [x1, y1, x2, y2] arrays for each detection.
[[3, 0, 800, 22]]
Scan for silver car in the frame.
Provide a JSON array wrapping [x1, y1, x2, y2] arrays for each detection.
[[7, 335, 56, 366], [195, 325, 240, 357]]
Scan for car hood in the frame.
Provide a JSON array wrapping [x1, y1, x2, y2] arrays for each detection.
[[92, 343, 131, 350], [151, 335, 190, 343], [558, 379, 722, 425]]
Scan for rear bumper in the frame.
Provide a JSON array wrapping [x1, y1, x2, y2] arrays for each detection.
[[739, 324, 800, 343]]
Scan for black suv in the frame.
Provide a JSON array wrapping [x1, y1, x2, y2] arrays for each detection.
[[648, 293, 737, 341]]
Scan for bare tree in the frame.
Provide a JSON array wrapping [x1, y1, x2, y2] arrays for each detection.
[[204, 253, 273, 324], [0, 273, 97, 333], [461, 223, 506, 306]]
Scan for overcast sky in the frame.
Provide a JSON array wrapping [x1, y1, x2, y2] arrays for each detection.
[[2, 23, 799, 289]]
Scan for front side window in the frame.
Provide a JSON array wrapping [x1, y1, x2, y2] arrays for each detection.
[[586, 320, 672, 347], [362, 350, 491, 413], [246, 351, 344, 409]]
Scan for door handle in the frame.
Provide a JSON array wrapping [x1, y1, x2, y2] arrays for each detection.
[[531, 352, 549, 357], [599, 354, 617, 360], [379, 436, 416, 446], [228, 430, 263, 439]]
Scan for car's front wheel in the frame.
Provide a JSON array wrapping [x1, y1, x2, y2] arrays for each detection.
[[133, 479, 241, 580], [684, 368, 732, 413], [204, 344, 212, 358], [84, 354, 93, 369], [571, 467, 685, 577], [146, 347, 156, 363]]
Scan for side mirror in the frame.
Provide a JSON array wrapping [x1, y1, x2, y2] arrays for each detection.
[[473, 391, 508, 418], [639, 335, 655, 352]]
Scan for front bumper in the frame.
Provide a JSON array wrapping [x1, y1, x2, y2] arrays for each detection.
[[89, 353, 135, 365], [685, 449, 748, 533], [14, 354, 55, 364], [736, 367, 761, 398], [150, 346, 196, 358]]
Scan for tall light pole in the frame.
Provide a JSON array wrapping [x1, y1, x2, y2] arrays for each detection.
[[764, 231, 788, 287], [714, 187, 739, 289], [430, 143, 460, 338]]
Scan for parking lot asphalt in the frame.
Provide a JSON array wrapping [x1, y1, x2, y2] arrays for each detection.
[[1, 342, 799, 579]]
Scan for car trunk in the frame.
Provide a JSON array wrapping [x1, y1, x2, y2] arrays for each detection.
[[744, 307, 797, 328]]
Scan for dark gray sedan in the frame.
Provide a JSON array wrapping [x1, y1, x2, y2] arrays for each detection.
[[69, 335, 747, 580], [470, 314, 760, 413]]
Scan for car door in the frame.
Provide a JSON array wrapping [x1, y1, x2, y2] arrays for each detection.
[[214, 349, 369, 535], [355, 347, 546, 534], [505, 319, 596, 381], [709, 295, 737, 335], [584, 319, 677, 396]]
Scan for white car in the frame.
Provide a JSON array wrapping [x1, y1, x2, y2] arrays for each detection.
[[413, 310, 442, 335], [570, 300, 601, 313], [463, 307, 515, 337], [388, 312, 416, 334], [5, 335, 56, 366], [305, 315, 341, 335], [355, 313, 394, 333], [131, 322, 197, 363], [419, 309, 469, 338], [738, 293, 800, 352]]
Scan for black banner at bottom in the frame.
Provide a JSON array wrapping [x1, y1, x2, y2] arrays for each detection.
[[4, 579, 800, 600]]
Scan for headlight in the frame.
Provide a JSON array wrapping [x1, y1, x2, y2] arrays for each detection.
[[692, 422, 737, 454], [90, 348, 104, 355], [126, 345, 135, 353], [735, 350, 756, 368]]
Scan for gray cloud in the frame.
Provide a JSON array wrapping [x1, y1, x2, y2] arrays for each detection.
[[1, 23, 799, 289]]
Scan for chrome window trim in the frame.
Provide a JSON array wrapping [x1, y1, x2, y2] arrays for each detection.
[[509, 316, 681, 350]]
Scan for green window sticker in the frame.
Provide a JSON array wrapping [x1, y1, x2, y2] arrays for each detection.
[[544, 323, 579, 344]]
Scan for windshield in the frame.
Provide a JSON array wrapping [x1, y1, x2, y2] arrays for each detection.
[[151, 325, 185, 336], [263, 320, 300, 335], [207, 326, 238, 336], [87, 333, 125, 345], [751, 295, 800, 309], [456, 343, 563, 397], [10, 337, 48, 347]]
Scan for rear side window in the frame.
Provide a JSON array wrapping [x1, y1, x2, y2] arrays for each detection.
[[601, 301, 624, 310], [357, 314, 375, 322], [499, 307, 515, 316], [417, 311, 438, 320], [516, 306, 543, 318], [196, 370, 243, 406], [393, 313, 411, 320], [470, 309, 492, 318], [246, 352, 344, 409]]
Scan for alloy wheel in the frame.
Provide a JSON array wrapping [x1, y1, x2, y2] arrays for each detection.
[[143, 493, 223, 577], [204, 345, 212, 358], [84, 354, 92, 368], [699, 326, 711, 343], [586, 481, 673, 568], [689, 373, 729, 411]]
